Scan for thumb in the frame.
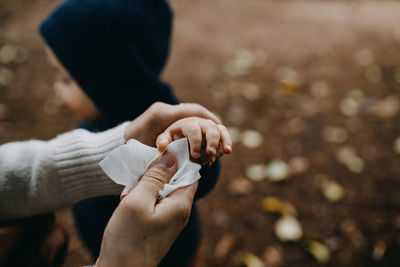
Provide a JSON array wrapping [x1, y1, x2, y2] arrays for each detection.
[[127, 152, 178, 207]]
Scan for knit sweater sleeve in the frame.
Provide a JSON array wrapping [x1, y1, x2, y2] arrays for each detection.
[[0, 122, 129, 221]]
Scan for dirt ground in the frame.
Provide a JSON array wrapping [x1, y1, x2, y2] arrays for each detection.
[[1, 0, 400, 266]]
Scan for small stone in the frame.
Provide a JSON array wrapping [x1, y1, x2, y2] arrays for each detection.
[[242, 252, 265, 267], [0, 104, 8, 120], [308, 241, 330, 264], [394, 137, 400, 154], [340, 97, 359, 117], [263, 246, 282, 266], [274, 216, 303, 242], [261, 197, 297, 216], [369, 95, 399, 119], [310, 81, 330, 98], [371, 240, 386, 261], [336, 147, 365, 173], [265, 160, 291, 182], [241, 130, 263, 149], [289, 156, 309, 174], [0, 44, 18, 64], [322, 126, 348, 144], [246, 164, 267, 181], [227, 127, 241, 144], [214, 235, 236, 260], [365, 65, 382, 83], [241, 83, 260, 101], [339, 89, 365, 117], [322, 181, 345, 202], [336, 146, 357, 165], [0, 67, 14, 86], [347, 157, 365, 173], [229, 178, 254, 196], [355, 48, 374, 67]]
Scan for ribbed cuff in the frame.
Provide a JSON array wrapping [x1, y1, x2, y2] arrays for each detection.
[[50, 122, 129, 203]]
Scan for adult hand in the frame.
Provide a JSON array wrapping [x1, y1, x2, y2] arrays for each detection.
[[124, 102, 221, 146], [96, 152, 198, 267]]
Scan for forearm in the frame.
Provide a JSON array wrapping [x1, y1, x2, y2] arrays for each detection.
[[0, 123, 128, 221]]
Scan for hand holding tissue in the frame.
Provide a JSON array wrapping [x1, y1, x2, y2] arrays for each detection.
[[99, 138, 201, 199]]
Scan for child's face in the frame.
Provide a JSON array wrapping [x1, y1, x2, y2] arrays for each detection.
[[45, 46, 100, 121]]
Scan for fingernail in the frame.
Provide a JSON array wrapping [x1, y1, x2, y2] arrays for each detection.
[[157, 152, 176, 168], [120, 187, 131, 200], [226, 145, 232, 153]]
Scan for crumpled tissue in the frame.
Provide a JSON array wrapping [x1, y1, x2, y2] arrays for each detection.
[[99, 138, 201, 199]]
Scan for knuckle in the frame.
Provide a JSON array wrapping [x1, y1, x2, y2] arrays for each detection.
[[145, 166, 171, 183]]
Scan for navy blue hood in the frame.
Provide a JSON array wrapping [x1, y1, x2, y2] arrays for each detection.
[[40, 0, 178, 130]]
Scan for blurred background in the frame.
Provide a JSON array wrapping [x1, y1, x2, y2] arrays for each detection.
[[1, 0, 400, 266]]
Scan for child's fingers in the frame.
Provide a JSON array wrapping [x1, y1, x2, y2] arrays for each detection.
[[204, 124, 220, 157], [182, 121, 202, 158], [156, 133, 172, 152], [217, 125, 233, 154]]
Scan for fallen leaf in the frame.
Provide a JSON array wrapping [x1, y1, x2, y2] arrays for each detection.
[[277, 67, 301, 93], [214, 235, 236, 260], [261, 197, 297, 217], [307, 241, 330, 264], [242, 252, 265, 267], [371, 240, 386, 261]]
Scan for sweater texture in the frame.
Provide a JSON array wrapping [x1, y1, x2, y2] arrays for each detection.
[[0, 122, 128, 221]]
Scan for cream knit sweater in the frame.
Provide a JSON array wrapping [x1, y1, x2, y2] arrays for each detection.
[[0, 122, 129, 221]]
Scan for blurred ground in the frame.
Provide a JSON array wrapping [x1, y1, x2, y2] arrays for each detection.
[[1, 0, 400, 266]]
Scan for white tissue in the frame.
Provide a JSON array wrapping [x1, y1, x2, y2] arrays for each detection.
[[99, 138, 201, 198]]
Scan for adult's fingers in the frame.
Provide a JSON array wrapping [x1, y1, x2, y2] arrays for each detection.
[[125, 152, 178, 209], [168, 103, 221, 125], [156, 182, 198, 220]]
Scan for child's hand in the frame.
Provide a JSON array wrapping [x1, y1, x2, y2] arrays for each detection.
[[156, 117, 232, 165]]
